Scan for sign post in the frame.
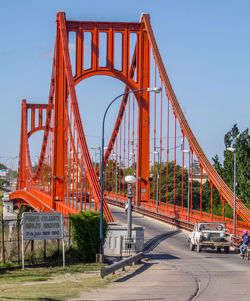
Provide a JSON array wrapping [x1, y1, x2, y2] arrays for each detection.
[[22, 212, 64, 269], [21, 226, 24, 270]]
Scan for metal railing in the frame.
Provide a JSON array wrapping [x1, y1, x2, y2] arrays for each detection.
[[100, 251, 144, 278], [0, 216, 72, 264]]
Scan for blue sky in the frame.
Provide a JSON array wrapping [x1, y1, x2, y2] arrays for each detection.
[[0, 0, 249, 169]]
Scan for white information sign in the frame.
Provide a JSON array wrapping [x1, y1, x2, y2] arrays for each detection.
[[0, 169, 8, 177], [22, 212, 63, 240]]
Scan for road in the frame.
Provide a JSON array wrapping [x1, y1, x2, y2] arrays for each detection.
[[114, 205, 250, 300], [71, 205, 250, 301]]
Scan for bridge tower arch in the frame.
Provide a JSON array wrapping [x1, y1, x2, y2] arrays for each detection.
[[53, 12, 152, 206]]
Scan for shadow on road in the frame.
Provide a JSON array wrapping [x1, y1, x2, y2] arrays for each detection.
[[1, 297, 61, 301], [146, 253, 179, 260], [115, 231, 181, 283], [143, 229, 181, 253], [115, 261, 154, 283]]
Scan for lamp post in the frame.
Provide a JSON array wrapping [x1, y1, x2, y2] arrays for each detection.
[[153, 151, 160, 215], [182, 150, 191, 223], [129, 152, 136, 174], [90, 147, 97, 170], [4, 155, 18, 191], [129, 152, 136, 204], [125, 175, 136, 244], [99, 87, 161, 260], [10, 156, 19, 191], [226, 147, 236, 239], [67, 150, 73, 205], [112, 153, 118, 201]]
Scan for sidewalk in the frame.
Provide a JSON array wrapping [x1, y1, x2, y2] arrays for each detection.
[[69, 257, 198, 301]]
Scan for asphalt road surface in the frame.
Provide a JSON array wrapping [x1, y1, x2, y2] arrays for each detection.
[[110, 205, 250, 301]]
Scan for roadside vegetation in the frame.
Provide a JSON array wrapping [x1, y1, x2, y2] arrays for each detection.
[[0, 263, 120, 300], [70, 210, 108, 261], [0, 211, 112, 300]]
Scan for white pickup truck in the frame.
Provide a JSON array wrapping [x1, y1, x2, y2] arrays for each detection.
[[189, 222, 232, 253]]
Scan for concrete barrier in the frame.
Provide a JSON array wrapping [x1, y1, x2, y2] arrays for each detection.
[[104, 223, 144, 256]]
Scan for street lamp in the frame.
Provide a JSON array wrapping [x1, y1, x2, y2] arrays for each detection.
[[226, 147, 236, 239], [90, 147, 99, 170], [4, 155, 18, 191], [10, 156, 19, 191], [182, 149, 191, 223], [125, 175, 136, 244], [129, 152, 136, 204], [112, 153, 118, 201], [67, 150, 74, 205], [99, 87, 162, 260], [129, 152, 136, 174], [153, 151, 160, 215]]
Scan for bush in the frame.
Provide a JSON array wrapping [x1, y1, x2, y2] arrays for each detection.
[[69, 211, 108, 262], [0, 261, 14, 269]]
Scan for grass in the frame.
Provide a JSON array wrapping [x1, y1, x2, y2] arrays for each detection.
[[0, 263, 121, 301]]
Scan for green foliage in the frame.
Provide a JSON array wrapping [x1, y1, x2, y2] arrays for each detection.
[[0, 261, 14, 269], [201, 181, 220, 212], [203, 124, 250, 218], [0, 163, 7, 190], [149, 161, 201, 209], [69, 211, 108, 262], [0, 163, 7, 170], [212, 124, 250, 204], [18, 205, 27, 218], [0, 178, 5, 191]]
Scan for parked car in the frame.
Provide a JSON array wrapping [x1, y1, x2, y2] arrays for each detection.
[[188, 222, 232, 253]]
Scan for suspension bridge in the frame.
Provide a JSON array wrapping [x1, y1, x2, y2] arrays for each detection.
[[10, 12, 250, 236]]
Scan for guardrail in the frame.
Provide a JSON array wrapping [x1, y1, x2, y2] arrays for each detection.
[[106, 195, 249, 237], [100, 252, 144, 278], [106, 197, 194, 232]]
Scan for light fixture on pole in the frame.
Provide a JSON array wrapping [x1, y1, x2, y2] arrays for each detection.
[[99, 86, 162, 260], [129, 152, 136, 204], [67, 150, 73, 205], [90, 147, 99, 170], [112, 153, 118, 201], [182, 149, 191, 223], [153, 151, 160, 215], [125, 175, 136, 244], [226, 147, 236, 239], [129, 152, 136, 173]]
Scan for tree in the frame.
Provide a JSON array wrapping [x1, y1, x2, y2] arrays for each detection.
[[0, 163, 7, 190], [150, 161, 201, 209], [212, 124, 250, 210]]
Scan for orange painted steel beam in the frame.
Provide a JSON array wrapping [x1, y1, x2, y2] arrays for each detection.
[[136, 28, 150, 205], [10, 190, 52, 213], [57, 12, 114, 221], [56, 13, 153, 214], [26, 104, 48, 138], [141, 13, 250, 226], [17, 100, 28, 190], [53, 15, 67, 207]]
